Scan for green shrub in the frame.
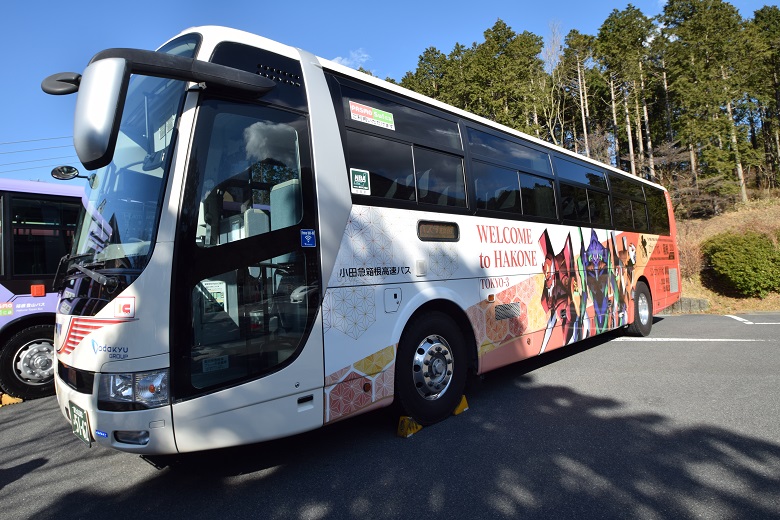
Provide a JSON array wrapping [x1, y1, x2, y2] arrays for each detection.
[[701, 231, 780, 298]]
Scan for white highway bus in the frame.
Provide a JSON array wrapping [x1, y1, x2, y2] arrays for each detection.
[[43, 26, 680, 454]]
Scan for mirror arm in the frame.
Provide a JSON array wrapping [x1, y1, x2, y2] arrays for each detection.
[[89, 48, 275, 97], [41, 72, 82, 95]]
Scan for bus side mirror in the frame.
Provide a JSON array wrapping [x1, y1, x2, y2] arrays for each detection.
[[45, 48, 275, 172], [51, 165, 81, 180], [72, 57, 131, 171], [51, 165, 99, 189]]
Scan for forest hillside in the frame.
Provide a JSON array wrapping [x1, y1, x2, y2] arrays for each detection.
[[678, 198, 780, 313], [380, 0, 780, 222]]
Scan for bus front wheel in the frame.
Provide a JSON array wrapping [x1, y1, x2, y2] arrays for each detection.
[[395, 312, 467, 426], [0, 324, 56, 400], [627, 282, 653, 337]]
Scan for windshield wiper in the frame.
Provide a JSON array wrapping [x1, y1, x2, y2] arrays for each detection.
[[73, 264, 119, 288], [53, 253, 95, 291]]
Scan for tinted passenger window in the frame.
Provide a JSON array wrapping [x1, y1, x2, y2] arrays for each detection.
[[347, 131, 414, 200], [467, 128, 552, 176], [588, 190, 611, 227], [11, 198, 78, 275], [609, 174, 645, 200], [342, 86, 461, 150], [414, 148, 466, 208], [613, 197, 634, 230], [560, 183, 589, 222], [519, 173, 556, 219], [632, 201, 648, 231], [473, 162, 520, 212], [553, 157, 607, 189], [646, 188, 671, 235]]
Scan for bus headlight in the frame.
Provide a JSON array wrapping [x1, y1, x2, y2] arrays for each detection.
[[97, 369, 169, 411]]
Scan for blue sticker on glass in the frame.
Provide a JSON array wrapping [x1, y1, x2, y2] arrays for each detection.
[[301, 229, 316, 248]]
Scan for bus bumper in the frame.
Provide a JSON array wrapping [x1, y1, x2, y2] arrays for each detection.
[[54, 372, 178, 455]]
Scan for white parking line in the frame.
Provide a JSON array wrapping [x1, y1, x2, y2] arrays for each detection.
[[724, 315, 780, 325], [613, 337, 765, 342]]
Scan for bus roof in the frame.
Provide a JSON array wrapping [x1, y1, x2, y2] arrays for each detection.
[[0, 178, 83, 199]]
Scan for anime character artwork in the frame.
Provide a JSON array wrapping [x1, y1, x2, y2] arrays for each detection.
[[539, 230, 586, 353], [610, 232, 637, 328], [581, 229, 614, 334]]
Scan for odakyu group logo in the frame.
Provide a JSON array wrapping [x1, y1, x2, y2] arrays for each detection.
[[91, 339, 130, 360]]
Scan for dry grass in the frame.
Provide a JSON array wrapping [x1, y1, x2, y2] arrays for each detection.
[[677, 198, 780, 313]]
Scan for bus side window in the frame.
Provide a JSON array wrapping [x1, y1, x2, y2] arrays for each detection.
[[519, 172, 556, 219], [345, 130, 414, 201], [413, 147, 466, 208], [588, 190, 611, 228], [195, 112, 303, 248], [613, 196, 634, 230], [559, 183, 588, 223], [473, 162, 519, 213], [632, 201, 648, 231], [646, 188, 671, 235]]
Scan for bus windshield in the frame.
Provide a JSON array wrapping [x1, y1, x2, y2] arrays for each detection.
[[71, 74, 185, 269], [70, 45, 194, 270]]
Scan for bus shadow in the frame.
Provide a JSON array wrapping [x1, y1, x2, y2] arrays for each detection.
[[28, 326, 780, 519]]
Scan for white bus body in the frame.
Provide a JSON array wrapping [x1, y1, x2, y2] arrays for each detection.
[[46, 26, 680, 454]]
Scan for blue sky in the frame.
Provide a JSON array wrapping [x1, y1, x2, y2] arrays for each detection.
[[0, 0, 771, 183]]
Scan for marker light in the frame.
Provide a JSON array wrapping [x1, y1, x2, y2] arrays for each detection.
[[97, 369, 169, 411]]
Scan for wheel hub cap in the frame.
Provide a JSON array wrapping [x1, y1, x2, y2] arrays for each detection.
[[14, 340, 55, 385], [412, 335, 454, 400], [637, 293, 650, 325]]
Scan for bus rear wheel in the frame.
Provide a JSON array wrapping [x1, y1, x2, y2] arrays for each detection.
[[627, 282, 653, 337], [0, 324, 56, 400], [395, 312, 467, 426]]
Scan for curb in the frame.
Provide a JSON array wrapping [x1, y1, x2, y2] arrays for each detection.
[[663, 297, 710, 314], [0, 391, 23, 407]]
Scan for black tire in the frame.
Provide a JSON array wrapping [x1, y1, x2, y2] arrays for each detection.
[[0, 324, 56, 400], [395, 312, 467, 426], [627, 282, 653, 337]]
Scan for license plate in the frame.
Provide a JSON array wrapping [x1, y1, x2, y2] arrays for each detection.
[[69, 402, 92, 447]]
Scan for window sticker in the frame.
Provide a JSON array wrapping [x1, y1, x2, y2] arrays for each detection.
[[350, 168, 371, 196], [301, 229, 316, 247], [349, 101, 395, 131]]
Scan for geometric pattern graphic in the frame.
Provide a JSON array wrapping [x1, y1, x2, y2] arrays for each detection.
[[428, 243, 459, 278], [322, 286, 376, 339], [333, 206, 397, 286], [329, 206, 474, 288], [467, 275, 541, 358], [325, 344, 396, 423]]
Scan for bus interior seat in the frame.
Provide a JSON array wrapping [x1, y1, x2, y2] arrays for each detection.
[[270, 179, 301, 266], [437, 187, 451, 206], [416, 169, 431, 203], [243, 207, 270, 237], [385, 174, 414, 200], [495, 187, 518, 211]]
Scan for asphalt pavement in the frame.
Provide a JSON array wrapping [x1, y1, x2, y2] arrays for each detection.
[[1, 313, 779, 519]]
